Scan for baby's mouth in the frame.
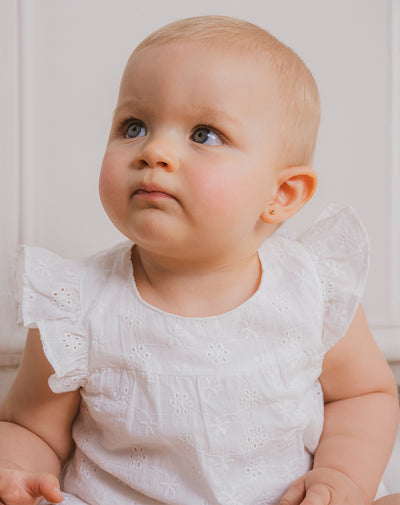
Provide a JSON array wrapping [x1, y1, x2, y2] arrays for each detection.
[[133, 183, 175, 200]]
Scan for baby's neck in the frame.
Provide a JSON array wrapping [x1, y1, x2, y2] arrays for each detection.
[[131, 246, 262, 318]]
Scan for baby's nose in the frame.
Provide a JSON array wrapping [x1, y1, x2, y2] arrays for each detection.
[[134, 138, 178, 172]]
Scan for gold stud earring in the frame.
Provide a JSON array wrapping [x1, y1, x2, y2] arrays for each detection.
[[269, 209, 276, 215]]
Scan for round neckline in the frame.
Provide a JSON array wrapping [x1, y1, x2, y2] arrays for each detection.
[[125, 243, 272, 322]]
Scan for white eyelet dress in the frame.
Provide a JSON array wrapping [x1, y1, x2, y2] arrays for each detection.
[[13, 205, 371, 505]]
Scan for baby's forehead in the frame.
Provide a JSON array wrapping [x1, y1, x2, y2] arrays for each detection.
[[124, 37, 282, 89], [120, 40, 283, 111]]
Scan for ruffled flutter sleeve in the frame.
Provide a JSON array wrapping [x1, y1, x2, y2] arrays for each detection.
[[299, 205, 370, 351], [13, 245, 88, 393]]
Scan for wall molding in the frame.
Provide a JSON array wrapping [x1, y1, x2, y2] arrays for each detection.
[[0, 0, 23, 355], [390, 0, 400, 325], [0, 352, 22, 368], [365, 0, 400, 361], [18, 0, 35, 245], [372, 326, 400, 361]]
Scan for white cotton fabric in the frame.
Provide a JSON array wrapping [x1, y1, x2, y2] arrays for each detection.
[[14, 205, 370, 505]]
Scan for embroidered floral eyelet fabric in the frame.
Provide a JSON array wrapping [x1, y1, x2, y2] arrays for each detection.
[[13, 246, 88, 393], [14, 205, 369, 505]]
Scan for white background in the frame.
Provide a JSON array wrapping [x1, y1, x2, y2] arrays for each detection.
[[1, 0, 399, 382]]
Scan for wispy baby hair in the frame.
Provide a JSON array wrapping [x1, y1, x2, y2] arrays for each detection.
[[133, 15, 321, 167]]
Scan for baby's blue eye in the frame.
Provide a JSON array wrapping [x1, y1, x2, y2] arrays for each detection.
[[125, 121, 147, 139], [192, 127, 222, 146]]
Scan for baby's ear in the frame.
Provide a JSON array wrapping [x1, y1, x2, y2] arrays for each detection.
[[260, 166, 317, 223]]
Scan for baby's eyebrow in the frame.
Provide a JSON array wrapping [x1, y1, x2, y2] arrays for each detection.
[[112, 100, 240, 127], [189, 105, 240, 126], [112, 98, 147, 119]]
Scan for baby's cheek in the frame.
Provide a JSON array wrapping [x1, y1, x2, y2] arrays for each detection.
[[99, 152, 120, 199], [98, 160, 125, 227], [191, 172, 237, 211]]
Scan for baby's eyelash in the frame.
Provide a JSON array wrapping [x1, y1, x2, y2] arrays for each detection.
[[193, 123, 228, 143], [117, 117, 143, 135]]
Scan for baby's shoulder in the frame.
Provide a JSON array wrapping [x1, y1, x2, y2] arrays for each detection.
[[266, 204, 370, 268], [12, 241, 133, 323], [80, 241, 133, 311], [83, 241, 132, 277], [263, 204, 370, 351]]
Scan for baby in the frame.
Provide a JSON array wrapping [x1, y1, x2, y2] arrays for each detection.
[[1, 15, 399, 505]]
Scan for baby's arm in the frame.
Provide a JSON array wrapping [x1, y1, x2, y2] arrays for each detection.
[[281, 305, 400, 505], [0, 328, 81, 504]]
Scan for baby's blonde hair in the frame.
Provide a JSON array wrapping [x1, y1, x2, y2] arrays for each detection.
[[133, 15, 321, 167]]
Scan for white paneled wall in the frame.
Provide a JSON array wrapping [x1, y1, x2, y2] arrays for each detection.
[[1, 0, 399, 394], [0, 1, 25, 363]]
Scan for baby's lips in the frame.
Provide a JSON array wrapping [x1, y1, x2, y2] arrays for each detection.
[[132, 181, 177, 200]]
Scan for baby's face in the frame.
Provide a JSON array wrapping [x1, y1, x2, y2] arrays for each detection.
[[100, 40, 286, 262]]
